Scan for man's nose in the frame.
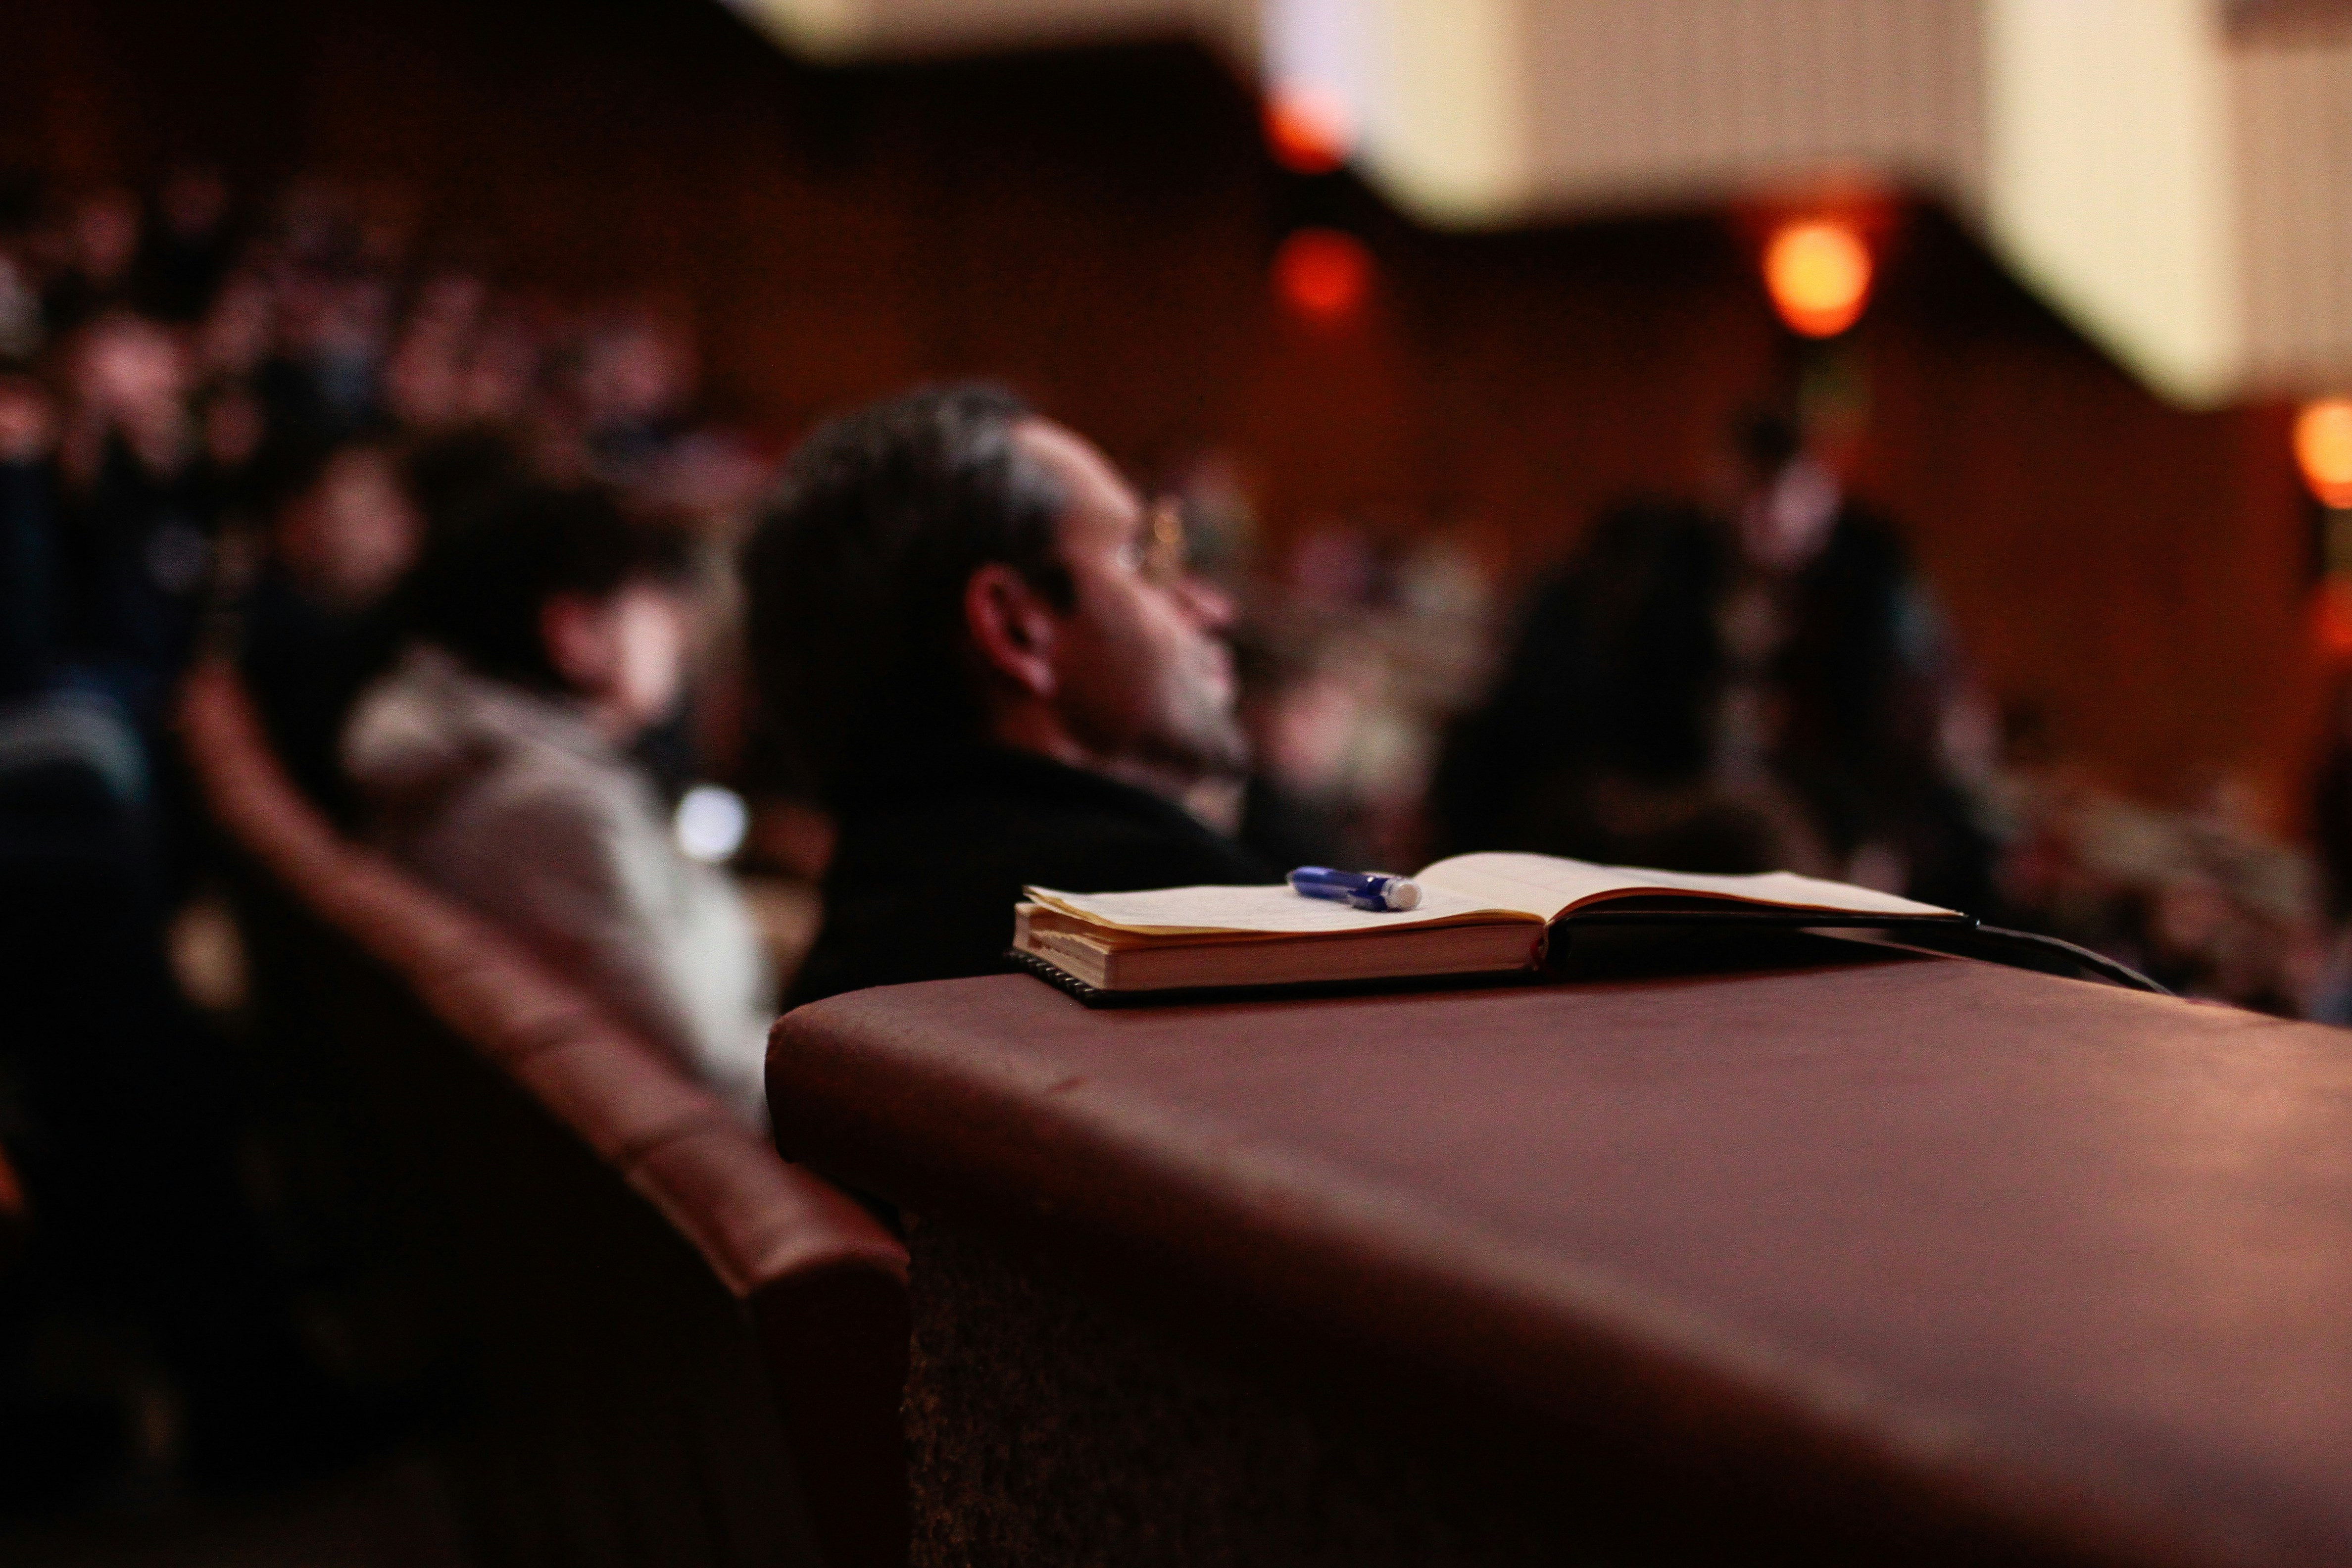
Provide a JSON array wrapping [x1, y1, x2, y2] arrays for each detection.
[[1176, 574, 1235, 632]]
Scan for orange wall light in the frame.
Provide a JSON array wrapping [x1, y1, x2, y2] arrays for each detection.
[[2297, 397, 2352, 509], [2314, 577, 2352, 659], [1274, 228, 1371, 322], [1764, 219, 1874, 338], [1264, 84, 1351, 175]]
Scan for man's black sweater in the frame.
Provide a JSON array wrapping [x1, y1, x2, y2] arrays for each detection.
[[786, 747, 1271, 1007]]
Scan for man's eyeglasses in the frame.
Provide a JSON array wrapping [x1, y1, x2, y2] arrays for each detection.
[[1118, 498, 1192, 586]]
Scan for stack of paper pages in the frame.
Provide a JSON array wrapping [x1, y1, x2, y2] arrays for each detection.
[[1014, 851, 1960, 995]]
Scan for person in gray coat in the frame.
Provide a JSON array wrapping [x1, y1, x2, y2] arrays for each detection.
[[343, 484, 773, 1127]]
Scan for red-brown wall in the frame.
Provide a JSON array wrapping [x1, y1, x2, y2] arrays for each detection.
[[3, 0, 2325, 828]]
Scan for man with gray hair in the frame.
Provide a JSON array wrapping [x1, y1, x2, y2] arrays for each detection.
[[744, 383, 1265, 1005]]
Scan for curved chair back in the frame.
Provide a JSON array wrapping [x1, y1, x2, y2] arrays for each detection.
[[179, 660, 907, 1568]]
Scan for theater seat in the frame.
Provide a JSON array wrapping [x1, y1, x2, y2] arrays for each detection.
[[178, 658, 908, 1568]]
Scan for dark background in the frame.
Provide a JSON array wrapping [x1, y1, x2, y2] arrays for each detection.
[[2, 0, 2318, 826]]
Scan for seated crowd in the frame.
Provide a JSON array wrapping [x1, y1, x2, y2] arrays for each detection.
[[0, 171, 763, 1504], [1, 168, 2342, 1513]]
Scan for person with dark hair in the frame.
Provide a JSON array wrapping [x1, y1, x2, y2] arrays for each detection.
[[54, 311, 216, 735], [235, 430, 421, 819], [743, 382, 1264, 1005], [1431, 500, 1797, 873], [401, 423, 530, 540], [343, 484, 773, 1125], [1721, 410, 1996, 913]]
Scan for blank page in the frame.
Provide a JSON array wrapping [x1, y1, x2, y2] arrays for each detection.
[[1416, 852, 1959, 922]]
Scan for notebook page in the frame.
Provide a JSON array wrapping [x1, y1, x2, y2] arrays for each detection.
[[1414, 852, 1959, 922], [1023, 882, 1531, 937]]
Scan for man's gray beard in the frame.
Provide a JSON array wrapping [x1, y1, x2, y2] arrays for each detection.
[[1113, 695, 1250, 801], [1162, 693, 1251, 782]]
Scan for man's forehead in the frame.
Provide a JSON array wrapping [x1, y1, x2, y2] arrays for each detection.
[[1013, 417, 1138, 532]]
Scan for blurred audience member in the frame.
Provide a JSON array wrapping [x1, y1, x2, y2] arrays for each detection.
[[1229, 634, 1357, 872], [744, 383, 1264, 1005], [343, 485, 772, 1125], [0, 249, 42, 364], [1433, 501, 1799, 874], [2001, 752, 2320, 1015], [55, 311, 217, 731], [1244, 518, 1502, 874], [1722, 412, 1996, 912], [140, 166, 234, 323], [258, 269, 394, 444], [0, 359, 155, 841], [41, 188, 142, 336], [196, 266, 275, 389], [0, 358, 153, 849], [1438, 415, 1998, 914], [381, 269, 490, 432], [2311, 668, 2352, 914], [0, 372, 57, 701], [403, 423, 532, 534], [571, 308, 696, 485], [2300, 675, 2352, 1020], [235, 433, 422, 818]]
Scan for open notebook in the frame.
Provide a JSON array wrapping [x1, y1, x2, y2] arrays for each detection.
[[1012, 851, 1963, 1000]]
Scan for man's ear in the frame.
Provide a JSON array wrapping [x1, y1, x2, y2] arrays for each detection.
[[964, 563, 1061, 699]]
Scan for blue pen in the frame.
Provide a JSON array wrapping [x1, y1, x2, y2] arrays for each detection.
[[1287, 866, 1422, 912]]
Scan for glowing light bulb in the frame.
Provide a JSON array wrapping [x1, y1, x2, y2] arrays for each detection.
[[1264, 84, 1352, 174], [674, 784, 748, 864], [1274, 228, 1371, 322], [2297, 397, 2352, 509], [1764, 220, 1873, 338]]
